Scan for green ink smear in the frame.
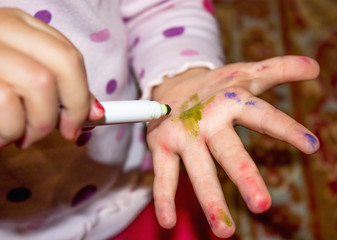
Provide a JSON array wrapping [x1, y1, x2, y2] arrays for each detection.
[[190, 93, 199, 103], [180, 101, 189, 112], [177, 94, 215, 137], [218, 209, 232, 227]]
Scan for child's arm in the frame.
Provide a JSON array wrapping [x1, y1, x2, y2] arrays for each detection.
[[0, 8, 104, 149], [120, 0, 224, 99], [147, 56, 320, 238]]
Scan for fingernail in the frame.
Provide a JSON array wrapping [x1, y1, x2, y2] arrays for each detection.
[[94, 99, 105, 115], [89, 99, 105, 121]]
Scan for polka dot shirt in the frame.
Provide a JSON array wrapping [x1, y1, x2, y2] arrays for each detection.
[[0, 1, 224, 239]]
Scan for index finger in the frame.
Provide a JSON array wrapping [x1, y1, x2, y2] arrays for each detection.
[[234, 56, 320, 95]]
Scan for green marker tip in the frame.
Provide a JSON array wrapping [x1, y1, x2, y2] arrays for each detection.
[[165, 104, 171, 115]]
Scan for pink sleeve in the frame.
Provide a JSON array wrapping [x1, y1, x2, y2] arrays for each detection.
[[120, 0, 224, 99]]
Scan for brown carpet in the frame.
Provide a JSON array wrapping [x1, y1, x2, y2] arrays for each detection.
[[214, 0, 337, 239]]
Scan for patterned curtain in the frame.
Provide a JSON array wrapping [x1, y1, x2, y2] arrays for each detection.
[[214, 0, 337, 239]]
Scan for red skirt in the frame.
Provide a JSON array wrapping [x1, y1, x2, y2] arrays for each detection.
[[111, 172, 230, 240]]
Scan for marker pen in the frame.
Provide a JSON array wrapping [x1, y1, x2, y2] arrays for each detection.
[[84, 100, 171, 127]]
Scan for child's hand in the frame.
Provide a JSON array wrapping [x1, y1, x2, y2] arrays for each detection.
[[147, 56, 320, 238], [0, 8, 104, 149]]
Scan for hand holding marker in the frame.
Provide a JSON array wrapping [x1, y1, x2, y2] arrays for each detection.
[[84, 100, 171, 127]]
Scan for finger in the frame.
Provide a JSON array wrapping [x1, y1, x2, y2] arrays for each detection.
[[235, 95, 320, 154], [1, 18, 90, 140], [207, 127, 272, 214], [0, 44, 59, 148], [0, 82, 25, 147], [152, 146, 180, 229], [244, 55, 320, 95], [1, 8, 73, 47], [181, 141, 235, 238]]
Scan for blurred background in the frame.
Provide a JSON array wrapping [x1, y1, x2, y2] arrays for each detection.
[[213, 0, 337, 239]]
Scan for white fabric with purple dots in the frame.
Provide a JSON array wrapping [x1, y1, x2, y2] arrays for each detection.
[[0, 0, 224, 239]]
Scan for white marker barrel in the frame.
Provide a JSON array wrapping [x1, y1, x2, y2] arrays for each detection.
[[84, 100, 170, 127]]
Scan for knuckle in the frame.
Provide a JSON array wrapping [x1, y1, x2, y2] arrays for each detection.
[[0, 87, 15, 105], [0, 8, 30, 28], [0, 7, 20, 18], [5, 7, 27, 16], [60, 45, 85, 69], [28, 68, 55, 90]]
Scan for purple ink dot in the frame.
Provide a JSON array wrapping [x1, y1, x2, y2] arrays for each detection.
[[106, 79, 118, 94], [245, 101, 257, 105], [180, 49, 200, 57], [244, 194, 252, 208], [76, 132, 92, 146], [7, 187, 31, 202], [163, 26, 185, 38], [224, 92, 237, 99], [34, 10, 52, 24], [71, 185, 97, 207], [90, 28, 111, 42], [123, 17, 132, 23], [304, 133, 317, 147]]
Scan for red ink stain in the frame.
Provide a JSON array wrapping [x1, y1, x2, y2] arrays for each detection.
[[257, 65, 269, 72], [300, 56, 311, 64], [245, 176, 255, 183], [230, 71, 240, 76], [239, 162, 250, 172], [161, 144, 171, 156], [257, 198, 270, 212]]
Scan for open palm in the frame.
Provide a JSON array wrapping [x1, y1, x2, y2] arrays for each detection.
[[147, 56, 320, 238]]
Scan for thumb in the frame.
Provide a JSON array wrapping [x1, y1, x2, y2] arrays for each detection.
[[87, 94, 105, 122]]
